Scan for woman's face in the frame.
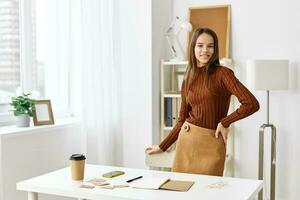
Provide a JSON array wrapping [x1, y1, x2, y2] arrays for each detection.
[[194, 33, 214, 67]]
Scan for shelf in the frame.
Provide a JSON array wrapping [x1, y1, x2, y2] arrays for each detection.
[[161, 60, 188, 65], [163, 91, 181, 98], [164, 126, 173, 131], [163, 94, 181, 98]]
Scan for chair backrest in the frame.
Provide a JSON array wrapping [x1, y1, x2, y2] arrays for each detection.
[[145, 150, 175, 168]]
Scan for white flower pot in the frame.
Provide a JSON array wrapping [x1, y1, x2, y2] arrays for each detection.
[[16, 114, 30, 127]]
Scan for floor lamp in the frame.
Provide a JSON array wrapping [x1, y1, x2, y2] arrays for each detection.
[[246, 60, 289, 200]]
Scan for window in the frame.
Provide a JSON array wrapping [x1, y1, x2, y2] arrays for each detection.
[[0, 0, 21, 103], [0, 0, 39, 103], [0, 0, 71, 124]]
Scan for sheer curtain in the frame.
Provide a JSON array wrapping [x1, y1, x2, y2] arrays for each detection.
[[79, 0, 121, 165], [44, 0, 121, 165], [44, 0, 71, 117]]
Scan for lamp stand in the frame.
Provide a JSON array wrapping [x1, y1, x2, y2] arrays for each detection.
[[165, 34, 178, 60], [258, 90, 276, 200]]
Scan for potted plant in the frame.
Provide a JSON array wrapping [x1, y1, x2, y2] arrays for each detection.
[[10, 93, 35, 127]]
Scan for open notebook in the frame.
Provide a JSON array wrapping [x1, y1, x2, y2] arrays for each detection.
[[130, 177, 194, 192], [130, 177, 170, 190]]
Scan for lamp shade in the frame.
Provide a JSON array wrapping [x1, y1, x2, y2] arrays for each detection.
[[180, 21, 192, 32], [246, 60, 289, 90]]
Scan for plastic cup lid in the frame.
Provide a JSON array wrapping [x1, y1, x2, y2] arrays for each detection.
[[70, 154, 86, 160]]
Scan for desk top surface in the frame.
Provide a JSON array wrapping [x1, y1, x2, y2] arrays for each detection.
[[17, 164, 262, 200]]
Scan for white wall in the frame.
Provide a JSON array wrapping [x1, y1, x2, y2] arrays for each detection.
[[151, 0, 173, 145], [0, 120, 82, 200], [173, 1, 300, 199], [118, 0, 174, 168], [119, 0, 153, 168]]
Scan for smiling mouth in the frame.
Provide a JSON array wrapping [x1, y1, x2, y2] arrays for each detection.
[[200, 55, 210, 58]]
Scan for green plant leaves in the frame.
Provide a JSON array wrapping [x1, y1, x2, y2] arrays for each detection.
[[10, 93, 36, 117]]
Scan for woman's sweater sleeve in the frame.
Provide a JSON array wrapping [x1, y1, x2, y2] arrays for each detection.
[[159, 80, 190, 151], [220, 68, 260, 128]]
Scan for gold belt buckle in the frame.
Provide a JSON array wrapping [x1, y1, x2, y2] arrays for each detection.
[[183, 123, 190, 132]]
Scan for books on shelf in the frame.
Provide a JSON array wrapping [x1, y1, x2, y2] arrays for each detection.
[[164, 97, 182, 127], [164, 98, 173, 127]]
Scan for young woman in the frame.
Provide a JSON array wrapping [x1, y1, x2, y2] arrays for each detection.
[[146, 28, 259, 176]]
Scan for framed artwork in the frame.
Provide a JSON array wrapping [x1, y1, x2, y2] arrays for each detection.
[[33, 100, 55, 126]]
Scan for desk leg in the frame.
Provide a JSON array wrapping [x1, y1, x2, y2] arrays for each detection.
[[28, 192, 38, 200]]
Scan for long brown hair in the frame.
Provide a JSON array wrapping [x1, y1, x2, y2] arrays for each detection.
[[185, 28, 220, 93]]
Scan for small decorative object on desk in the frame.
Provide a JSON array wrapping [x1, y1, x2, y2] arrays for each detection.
[[32, 99, 55, 126], [207, 180, 228, 189], [10, 93, 35, 127], [100, 184, 129, 189]]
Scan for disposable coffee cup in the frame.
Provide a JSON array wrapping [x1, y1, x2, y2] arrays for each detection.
[[70, 154, 86, 180]]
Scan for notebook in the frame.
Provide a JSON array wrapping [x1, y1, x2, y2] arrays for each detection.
[[160, 180, 194, 192], [130, 177, 194, 192], [130, 177, 170, 190]]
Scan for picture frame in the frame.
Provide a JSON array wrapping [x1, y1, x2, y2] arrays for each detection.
[[32, 100, 55, 126], [175, 71, 185, 91]]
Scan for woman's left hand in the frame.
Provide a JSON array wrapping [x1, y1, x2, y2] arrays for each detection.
[[215, 122, 229, 145]]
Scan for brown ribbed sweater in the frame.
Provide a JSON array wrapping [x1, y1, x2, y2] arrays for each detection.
[[159, 66, 260, 151]]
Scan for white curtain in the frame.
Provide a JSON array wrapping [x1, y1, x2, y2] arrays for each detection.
[[45, 0, 71, 117], [79, 0, 121, 165], [49, 0, 121, 165]]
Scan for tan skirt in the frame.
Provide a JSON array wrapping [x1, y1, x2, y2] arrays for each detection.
[[172, 122, 226, 176]]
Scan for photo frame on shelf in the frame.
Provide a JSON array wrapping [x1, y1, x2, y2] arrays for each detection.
[[33, 100, 55, 126], [175, 72, 185, 91]]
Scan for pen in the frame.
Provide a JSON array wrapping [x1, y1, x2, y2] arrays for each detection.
[[126, 176, 143, 183]]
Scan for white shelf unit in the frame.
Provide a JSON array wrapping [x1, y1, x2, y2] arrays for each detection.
[[160, 60, 188, 147]]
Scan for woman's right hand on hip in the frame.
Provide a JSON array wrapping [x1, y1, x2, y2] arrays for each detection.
[[145, 145, 163, 154]]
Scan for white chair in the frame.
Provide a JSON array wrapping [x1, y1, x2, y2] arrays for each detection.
[[145, 150, 175, 169]]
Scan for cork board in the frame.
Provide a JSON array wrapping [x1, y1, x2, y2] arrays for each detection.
[[188, 5, 231, 58]]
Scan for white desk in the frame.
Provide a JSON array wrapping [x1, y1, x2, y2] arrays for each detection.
[[17, 164, 262, 200]]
